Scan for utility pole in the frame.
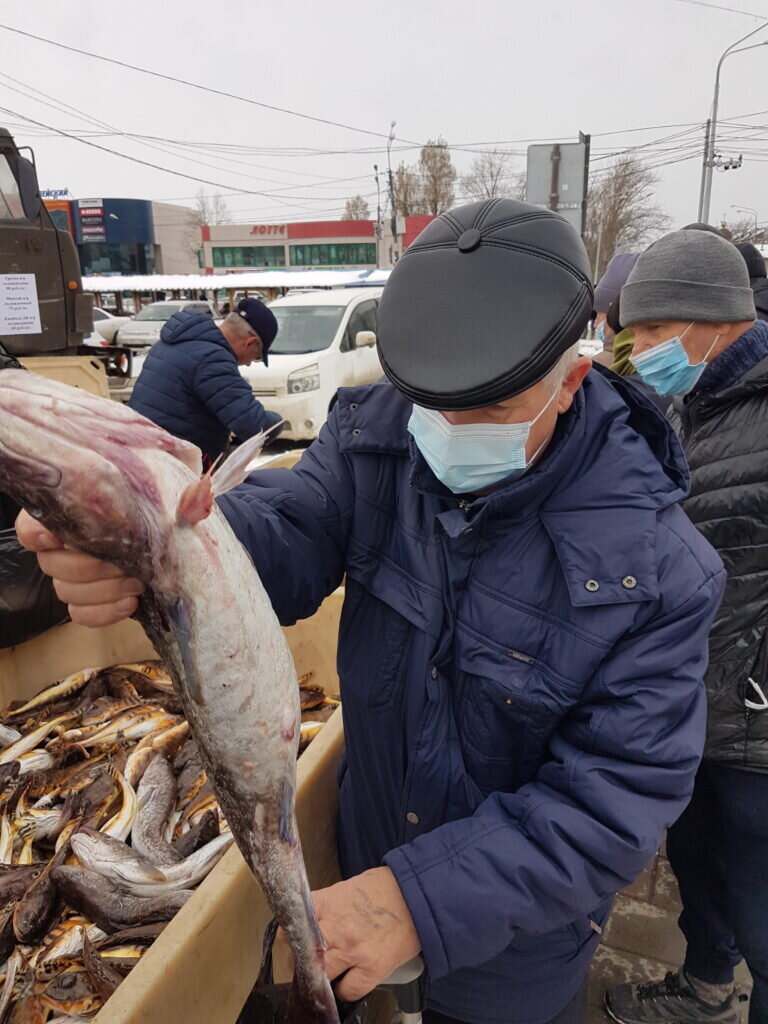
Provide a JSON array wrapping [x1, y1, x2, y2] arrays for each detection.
[[374, 164, 382, 268], [593, 214, 604, 284], [698, 23, 768, 223], [386, 121, 397, 265], [697, 119, 711, 224]]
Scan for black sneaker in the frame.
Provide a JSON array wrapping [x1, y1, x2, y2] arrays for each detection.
[[605, 969, 741, 1023]]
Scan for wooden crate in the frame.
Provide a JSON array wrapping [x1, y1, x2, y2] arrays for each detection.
[[0, 592, 359, 1023]]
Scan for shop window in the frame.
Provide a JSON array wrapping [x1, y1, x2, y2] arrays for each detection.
[[288, 242, 376, 267], [212, 246, 285, 268]]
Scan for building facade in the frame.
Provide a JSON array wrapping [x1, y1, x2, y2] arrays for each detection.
[[201, 215, 436, 273], [41, 192, 436, 277], [41, 195, 200, 277]]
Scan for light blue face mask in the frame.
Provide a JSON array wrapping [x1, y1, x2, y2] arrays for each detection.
[[630, 323, 720, 397], [407, 391, 557, 495], [597, 321, 606, 344]]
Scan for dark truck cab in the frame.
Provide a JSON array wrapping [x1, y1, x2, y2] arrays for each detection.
[[0, 128, 130, 389]]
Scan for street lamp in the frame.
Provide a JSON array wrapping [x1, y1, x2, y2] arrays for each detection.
[[697, 23, 768, 224], [731, 204, 758, 241]]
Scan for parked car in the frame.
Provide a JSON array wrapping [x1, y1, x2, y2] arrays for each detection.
[[91, 306, 131, 344], [115, 300, 219, 348], [239, 288, 384, 441]]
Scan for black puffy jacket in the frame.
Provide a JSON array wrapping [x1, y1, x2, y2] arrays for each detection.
[[752, 276, 768, 322], [670, 323, 768, 770]]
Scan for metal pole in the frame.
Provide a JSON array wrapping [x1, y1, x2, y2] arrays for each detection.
[[374, 164, 382, 268], [387, 122, 397, 264], [580, 130, 591, 239], [699, 23, 768, 224], [594, 216, 603, 284], [697, 119, 711, 223], [548, 144, 561, 213]]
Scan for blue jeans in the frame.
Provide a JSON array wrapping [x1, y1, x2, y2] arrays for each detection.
[[667, 761, 768, 1024]]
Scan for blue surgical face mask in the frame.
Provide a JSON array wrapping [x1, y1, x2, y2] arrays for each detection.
[[630, 323, 720, 396], [407, 390, 558, 495]]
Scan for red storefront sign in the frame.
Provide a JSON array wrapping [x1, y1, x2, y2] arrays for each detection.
[[249, 224, 286, 236]]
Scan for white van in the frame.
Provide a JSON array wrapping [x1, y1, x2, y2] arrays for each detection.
[[240, 288, 384, 441]]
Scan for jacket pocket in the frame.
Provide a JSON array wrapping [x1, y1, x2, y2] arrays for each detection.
[[457, 664, 569, 796], [337, 578, 413, 711]]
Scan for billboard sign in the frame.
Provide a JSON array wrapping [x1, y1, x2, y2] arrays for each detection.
[[525, 134, 590, 235], [76, 198, 106, 242]]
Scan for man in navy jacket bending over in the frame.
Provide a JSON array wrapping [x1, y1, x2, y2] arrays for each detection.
[[19, 201, 725, 1024], [130, 297, 282, 468]]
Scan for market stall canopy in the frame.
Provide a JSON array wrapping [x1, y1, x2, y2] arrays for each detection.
[[82, 268, 392, 293]]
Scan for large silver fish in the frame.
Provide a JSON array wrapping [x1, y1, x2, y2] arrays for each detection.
[[0, 370, 339, 1023]]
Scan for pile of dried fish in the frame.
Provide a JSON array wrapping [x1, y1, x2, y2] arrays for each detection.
[[0, 662, 338, 1021]]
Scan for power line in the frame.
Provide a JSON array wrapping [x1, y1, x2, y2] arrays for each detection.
[[0, 23, 419, 146], [0, 104, 331, 199], [0, 75, 363, 212], [672, 0, 768, 16]]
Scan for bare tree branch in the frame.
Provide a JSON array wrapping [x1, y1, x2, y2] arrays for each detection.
[[419, 137, 457, 215], [393, 138, 458, 217], [183, 188, 232, 256], [343, 195, 371, 220], [460, 151, 512, 201], [720, 216, 765, 244], [583, 157, 671, 280], [393, 162, 423, 217]]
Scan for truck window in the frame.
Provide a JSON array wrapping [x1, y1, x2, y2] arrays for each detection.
[[0, 155, 24, 219]]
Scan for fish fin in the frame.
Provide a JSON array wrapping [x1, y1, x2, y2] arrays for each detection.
[[168, 600, 204, 706], [175, 475, 214, 527], [209, 422, 284, 498]]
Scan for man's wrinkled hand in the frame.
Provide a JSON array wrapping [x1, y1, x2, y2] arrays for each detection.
[[313, 867, 421, 1003], [15, 509, 145, 628]]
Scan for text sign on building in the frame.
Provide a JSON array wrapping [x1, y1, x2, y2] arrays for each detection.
[[0, 274, 42, 335], [77, 198, 106, 241], [249, 224, 286, 236], [40, 188, 70, 199], [525, 136, 590, 235]]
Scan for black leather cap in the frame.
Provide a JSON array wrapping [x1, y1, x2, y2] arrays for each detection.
[[377, 199, 594, 410]]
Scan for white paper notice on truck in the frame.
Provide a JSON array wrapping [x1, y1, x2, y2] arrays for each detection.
[[0, 274, 42, 335]]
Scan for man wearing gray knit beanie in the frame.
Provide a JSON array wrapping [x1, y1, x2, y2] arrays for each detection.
[[607, 229, 768, 1024]]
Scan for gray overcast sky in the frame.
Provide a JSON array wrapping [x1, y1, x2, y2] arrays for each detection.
[[1, 0, 767, 234]]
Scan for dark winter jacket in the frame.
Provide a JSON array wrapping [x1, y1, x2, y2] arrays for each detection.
[[669, 318, 768, 771], [129, 311, 281, 464], [751, 276, 768, 322], [219, 372, 724, 1024]]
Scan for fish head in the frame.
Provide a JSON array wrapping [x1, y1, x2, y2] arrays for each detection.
[[0, 370, 202, 578], [69, 830, 104, 869]]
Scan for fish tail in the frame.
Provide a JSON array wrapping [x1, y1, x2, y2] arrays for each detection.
[[257, 833, 339, 1024]]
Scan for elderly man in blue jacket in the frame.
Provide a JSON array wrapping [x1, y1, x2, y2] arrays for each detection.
[[18, 201, 725, 1024], [130, 297, 282, 468]]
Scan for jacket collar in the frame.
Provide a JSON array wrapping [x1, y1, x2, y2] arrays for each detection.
[[337, 373, 688, 607]]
